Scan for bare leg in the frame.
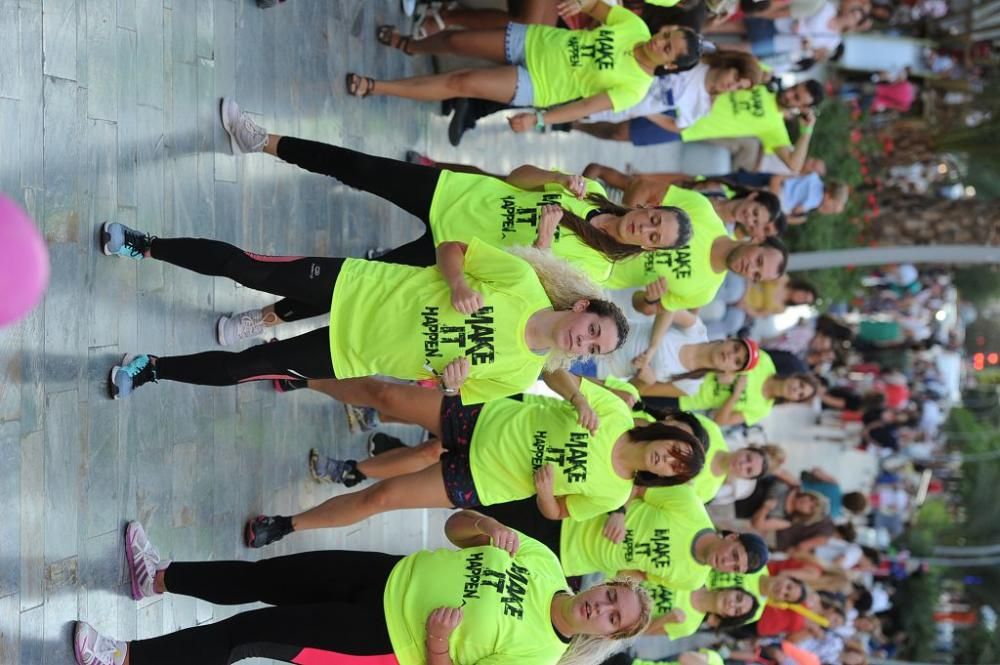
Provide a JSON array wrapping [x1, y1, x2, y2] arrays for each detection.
[[704, 19, 748, 34], [357, 439, 445, 478], [405, 28, 508, 63], [571, 120, 632, 142], [511, 0, 561, 25], [291, 464, 451, 531], [440, 7, 511, 30], [440, 1, 559, 30], [305, 377, 445, 437], [366, 67, 518, 103], [583, 163, 633, 190]]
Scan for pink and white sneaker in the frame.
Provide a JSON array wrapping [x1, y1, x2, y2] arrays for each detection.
[[124, 521, 169, 600], [74, 622, 127, 665]]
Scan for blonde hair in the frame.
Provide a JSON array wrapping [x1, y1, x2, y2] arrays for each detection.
[[506, 246, 627, 371], [760, 444, 787, 468], [556, 577, 652, 665], [507, 245, 606, 309]]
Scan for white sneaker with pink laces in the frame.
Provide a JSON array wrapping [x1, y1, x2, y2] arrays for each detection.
[[125, 521, 169, 600], [74, 622, 127, 665]]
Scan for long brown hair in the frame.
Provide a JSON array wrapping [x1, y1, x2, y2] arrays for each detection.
[[702, 50, 765, 87], [662, 338, 749, 384], [558, 193, 692, 262]]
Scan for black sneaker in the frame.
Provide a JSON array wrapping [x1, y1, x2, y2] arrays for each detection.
[[244, 515, 293, 548], [273, 378, 308, 393], [448, 98, 470, 146], [368, 432, 408, 457]]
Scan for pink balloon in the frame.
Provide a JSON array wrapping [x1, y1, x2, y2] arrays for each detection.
[[0, 196, 49, 326]]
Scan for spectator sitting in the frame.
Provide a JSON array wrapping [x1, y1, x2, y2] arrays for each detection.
[[699, 276, 817, 340], [695, 171, 851, 224], [799, 467, 870, 519]]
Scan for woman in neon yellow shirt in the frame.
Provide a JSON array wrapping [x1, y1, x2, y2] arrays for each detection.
[[678, 351, 820, 426], [642, 583, 760, 637], [213, 112, 695, 334], [245, 377, 705, 548], [344, 1, 701, 133], [104, 226, 629, 407], [74, 513, 652, 665], [476, 486, 770, 591]]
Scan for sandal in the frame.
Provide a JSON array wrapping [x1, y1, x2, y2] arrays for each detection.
[[376, 24, 412, 54], [412, 1, 456, 40], [345, 73, 375, 98]]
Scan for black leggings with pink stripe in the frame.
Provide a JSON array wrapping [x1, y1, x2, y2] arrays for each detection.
[[150, 237, 342, 385], [129, 550, 401, 665]]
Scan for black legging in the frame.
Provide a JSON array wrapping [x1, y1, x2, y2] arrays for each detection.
[[150, 237, 342, 385], [477, 497, 563, 557], [270, 136, 442, 322], [129, 551, 402, 665]]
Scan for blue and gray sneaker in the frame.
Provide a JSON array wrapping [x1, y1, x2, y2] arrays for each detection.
[[344, 404, 381, 433], [109, 354, 158, 400], [102, 222, 152, 259], [307, 450, 366, 487]]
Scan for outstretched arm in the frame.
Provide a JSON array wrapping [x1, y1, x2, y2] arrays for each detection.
[[506, 166, 587, 197], [558, 0, 613, 24], [543, 368, 598, 432], [509, 93, 615, 131]]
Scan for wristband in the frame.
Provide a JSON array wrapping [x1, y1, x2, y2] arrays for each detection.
[[644, 295, 660, 305], [535, 110, 546, 130], [801, 123, 814, 135], [611, 506, 626, 515], [569, 391, 584, 404], [441, 384, 459, 395]]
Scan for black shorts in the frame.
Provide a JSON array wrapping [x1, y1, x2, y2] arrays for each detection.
[[439, 396, 484, 508]]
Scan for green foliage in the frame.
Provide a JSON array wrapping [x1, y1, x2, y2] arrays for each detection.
[[935, 81, 1000, 199], [809, 100, 865, 188], [895, 568, 943, 662], [953, 265, 1000, 305], [955, 621, 1000, 665], [784, 99, 865, 306]]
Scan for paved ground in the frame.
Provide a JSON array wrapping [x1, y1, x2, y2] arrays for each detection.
[[0, 2, 747, 663]]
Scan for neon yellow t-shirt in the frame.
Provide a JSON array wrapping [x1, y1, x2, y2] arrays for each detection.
[[329, 239, 552, 405], [643, 0, 684, 5], [681, 86, 792, 153], [637, 650, 724, 665], [469, 381, 636, 519], [525, 6, 654, 111], [604, 187, 729, 309], [678, 351, 777, 425], [707, 568, 768, 623], [384, 534, 571, 665], [690, 414, 730, 503], [643, 584, 706, 639], [559, 484, 713, 590], [428, 171, 616, 284]]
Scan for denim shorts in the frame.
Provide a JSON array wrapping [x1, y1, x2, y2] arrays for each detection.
[[744, 18, 778, 57], [628, 111, 681, 146], [504, 22, 535, 106]]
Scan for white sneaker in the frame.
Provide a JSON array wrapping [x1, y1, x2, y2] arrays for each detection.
[[220, 98, 268, 154], [74, 622, 127, 665], [125, 521, 169, 600], [217, 309, 267, 346]]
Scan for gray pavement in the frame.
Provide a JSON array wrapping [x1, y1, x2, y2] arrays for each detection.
[[0, 2, 733, 663]]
